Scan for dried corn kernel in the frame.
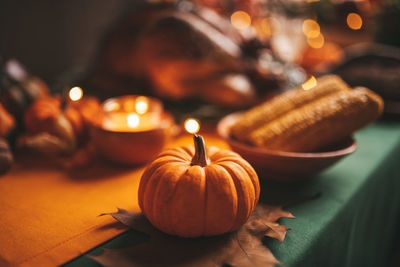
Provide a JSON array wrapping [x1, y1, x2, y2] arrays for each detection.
[[231, 75, 350, 142], [248, 87, 383, 152]]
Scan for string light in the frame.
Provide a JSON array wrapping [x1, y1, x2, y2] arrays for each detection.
[[231, 11, 251, 30], [302, 19, 320, 38], [307, 33, 325, 49], [347, 13, 362, 30], [68, 87, 83, 101], [184, 118, 200, 134]]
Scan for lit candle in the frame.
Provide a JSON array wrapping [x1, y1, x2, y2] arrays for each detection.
[[102, 95, 163, 132]]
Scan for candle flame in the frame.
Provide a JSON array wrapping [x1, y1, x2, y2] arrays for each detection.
[[69, 87, 83, 101], [104, 101, 120, 112], [231, 11, 251, 30], [136, 97, 149, 114], [302, 76, 317, 90], [347, 13, 362, 30], [184, 118, 200, 134], [127, 113, 140, 128]]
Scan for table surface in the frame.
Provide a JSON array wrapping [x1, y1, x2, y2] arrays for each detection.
[[64, 119, 400, 267]]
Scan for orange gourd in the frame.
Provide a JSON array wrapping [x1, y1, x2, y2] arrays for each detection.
[[24, 97, 62, 136], [138, 135, 260, 237]]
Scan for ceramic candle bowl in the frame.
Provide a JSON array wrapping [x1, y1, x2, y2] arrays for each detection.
[[90, 112, 174, 165], [89, 95, 174, 165]]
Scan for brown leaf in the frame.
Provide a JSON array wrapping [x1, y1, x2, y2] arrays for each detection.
[[92, 205, 294, 267], [99, 208, 155, 235], [247, 204, 295, 242]]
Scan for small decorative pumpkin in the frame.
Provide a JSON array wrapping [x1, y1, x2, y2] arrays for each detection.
[[24, 97, 62, 136], [65, 96, 101, 144], [138, 134, 260, 237], [22, 97, 76, 155]]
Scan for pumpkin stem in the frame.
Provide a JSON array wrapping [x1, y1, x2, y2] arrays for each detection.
[[191, 134, 210, 167]]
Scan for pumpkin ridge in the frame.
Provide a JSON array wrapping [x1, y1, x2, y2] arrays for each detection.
[[217, 162, 253, 231], [216, 163, 240, 232], [169, 168, 189, 236], [202, 165, 209, 236], [142, 166, 164, 223], [158, 148, 192, 161], [207, 146, 219, 161], [214, 156, 243, 164], [139, 157, 188, 210], [181, 146, 194, 158], [169, 165, 206, 237], [162, 167, 190, 236], [151, 156, 187, 165], [138, 167, 154, 211], [150, 163, 188, 234], [204, 164, 237, 235], [143, 162, 183, 225], [209, 149, 238, 161], [166, 169, 190, 235], [224, 158, 260, 207]]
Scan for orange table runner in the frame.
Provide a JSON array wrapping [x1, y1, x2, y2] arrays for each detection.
[[0, 134, 228, 266]]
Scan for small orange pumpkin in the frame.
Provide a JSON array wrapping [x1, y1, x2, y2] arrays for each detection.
[[138, 135, 260, 237], [24, 97, 62, 136]]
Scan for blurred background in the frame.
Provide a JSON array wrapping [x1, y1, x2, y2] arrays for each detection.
[[1, 0, 134, 84], [3, 0, 400, 130], [3, 0, 397, 85]]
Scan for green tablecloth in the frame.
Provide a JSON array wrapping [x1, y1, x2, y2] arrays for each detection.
[[65, 120, 400, 267]]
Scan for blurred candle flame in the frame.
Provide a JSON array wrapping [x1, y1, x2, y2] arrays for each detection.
[[302, 76, 317, 90], [127, 113, 140, 128], [184, 118, 200, 134], [347, 13, 362, 30], [135, 97, 149, 114], [104, 101, 120, 112], [69, 87, 83, 101], [231, 11, 251, 30], [302, 19, 320, 38]]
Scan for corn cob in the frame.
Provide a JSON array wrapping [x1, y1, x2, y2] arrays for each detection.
[[231, 75, 350, 142], [248, 87, 383, 152]]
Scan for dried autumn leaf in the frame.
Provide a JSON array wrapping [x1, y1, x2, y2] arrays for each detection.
[[92, 204, 294, 267], [247, 205, 294, 243]]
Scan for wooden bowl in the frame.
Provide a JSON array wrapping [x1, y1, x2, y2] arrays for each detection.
[[90, 112, 174, 165], [217, 112, 357, 181]]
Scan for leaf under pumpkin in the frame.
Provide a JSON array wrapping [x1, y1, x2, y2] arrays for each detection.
[[92, 204, 294, 267]]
